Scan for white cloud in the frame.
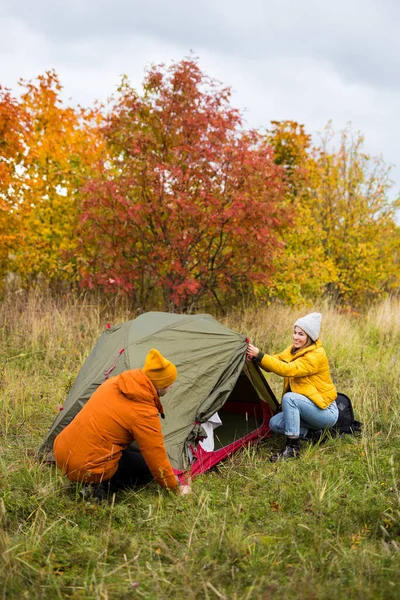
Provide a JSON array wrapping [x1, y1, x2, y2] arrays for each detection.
[[1, 0, 399, 200]]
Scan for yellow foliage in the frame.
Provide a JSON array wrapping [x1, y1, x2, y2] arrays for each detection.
[[266, 121, 399, 306], [309, 124, 400, 305], [10, 71, 105, 283]]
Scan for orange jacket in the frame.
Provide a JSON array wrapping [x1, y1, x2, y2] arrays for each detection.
[[53, 369, 178, 489]]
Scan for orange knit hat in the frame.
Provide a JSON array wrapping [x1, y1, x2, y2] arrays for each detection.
[[143, 349, 177, 389]]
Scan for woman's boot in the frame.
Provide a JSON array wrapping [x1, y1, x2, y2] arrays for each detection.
[[270, 437, 300, 462]]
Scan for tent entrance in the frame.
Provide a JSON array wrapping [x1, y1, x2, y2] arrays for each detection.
[[186, 363, 278, 478], [207, 364, 278, 450], [213, 411, 261, 449]]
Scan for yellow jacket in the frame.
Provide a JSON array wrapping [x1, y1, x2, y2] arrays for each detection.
[[260, 339, 337, 409]]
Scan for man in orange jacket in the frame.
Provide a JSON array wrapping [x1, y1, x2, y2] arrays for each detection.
[[54, 349, 190, 498]]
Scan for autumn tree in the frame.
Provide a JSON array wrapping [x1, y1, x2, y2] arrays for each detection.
[[78, 60, 289, 311], [266, 121, 399, 306], [310, 125, 400, 305], [0, 87, 26, 281], [12, 71, 104, 285], [266, 121, 337, 304]]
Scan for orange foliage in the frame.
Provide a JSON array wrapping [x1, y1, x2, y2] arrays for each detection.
[[12, 71, 105, 283]]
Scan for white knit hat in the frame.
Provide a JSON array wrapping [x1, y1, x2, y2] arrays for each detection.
[[294, 312, 322, 341]]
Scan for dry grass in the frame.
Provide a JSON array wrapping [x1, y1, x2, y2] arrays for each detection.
[[0, 290, 399, 599]]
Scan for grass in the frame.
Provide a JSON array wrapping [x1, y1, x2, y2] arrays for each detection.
[[0, 290, 400, 599]]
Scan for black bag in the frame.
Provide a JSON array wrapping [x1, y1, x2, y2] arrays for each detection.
[[308, 392, 362, 443], [333, 392, 363, 435]]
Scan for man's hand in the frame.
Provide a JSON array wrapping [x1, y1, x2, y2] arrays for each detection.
[[179, 484, 192, 496]]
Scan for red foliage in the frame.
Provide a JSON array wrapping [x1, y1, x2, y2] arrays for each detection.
[[78, 60, 290, 310]]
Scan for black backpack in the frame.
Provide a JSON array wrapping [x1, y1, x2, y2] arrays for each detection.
[[308, 392, 362, 443]]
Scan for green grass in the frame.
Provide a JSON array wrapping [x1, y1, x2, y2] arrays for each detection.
[[1, 291, 400, 599]]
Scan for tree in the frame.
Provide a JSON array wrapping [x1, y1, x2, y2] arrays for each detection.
[[0, 87, 26, 282], [78, 60, 289, 311], [311, 125, 399, 305], [266, 121, 399, 306], [266, 121, 337, 304], [12, 71, 104, 285]]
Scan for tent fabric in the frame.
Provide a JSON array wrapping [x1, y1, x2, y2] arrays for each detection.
[[40, 312, 278, 475]]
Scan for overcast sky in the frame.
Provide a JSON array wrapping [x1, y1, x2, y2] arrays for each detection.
[[1, 0, 400, 200]]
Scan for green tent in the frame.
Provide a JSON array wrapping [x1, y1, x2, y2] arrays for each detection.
[[40, 312, 278, 475]]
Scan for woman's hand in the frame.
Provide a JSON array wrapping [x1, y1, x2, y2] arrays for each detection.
[[246, 342, 260, 361]]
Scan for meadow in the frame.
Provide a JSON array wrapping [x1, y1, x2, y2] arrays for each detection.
[[0, 290, 399, 599]]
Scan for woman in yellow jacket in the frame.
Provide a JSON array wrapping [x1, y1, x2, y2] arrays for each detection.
[[247, 312, 338, 461]]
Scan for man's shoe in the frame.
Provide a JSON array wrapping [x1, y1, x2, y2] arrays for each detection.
[[79, 483, 94, 500], [270, 445, 300, 463], [79, 482, 109, 501], [93, 483, 109, 501]]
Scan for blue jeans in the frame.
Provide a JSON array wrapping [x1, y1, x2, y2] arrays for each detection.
[[269, 392, 339, 438]]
